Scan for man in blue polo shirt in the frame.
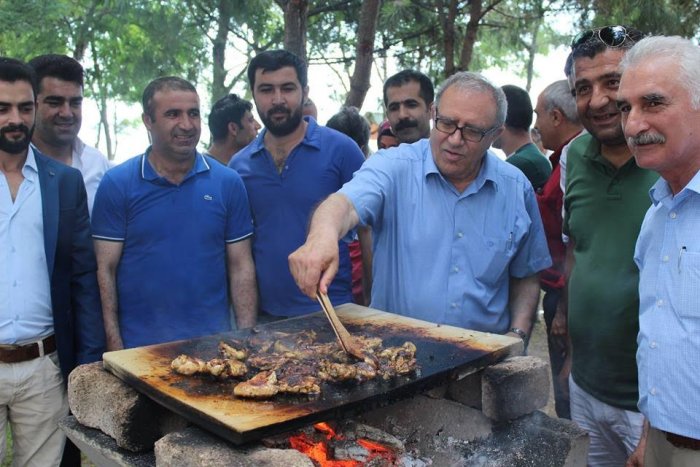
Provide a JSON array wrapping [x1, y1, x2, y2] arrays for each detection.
[[92, 77, 257, 350], [290, 72, 551, 342], [229, 50, 367, 320]]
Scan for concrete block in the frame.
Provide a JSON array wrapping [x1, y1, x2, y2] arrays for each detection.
[[59, 415, 155, 467], [446, 371, 482, 409], [154, 427, 314, 467], [481, 356, 550, 421], [68, 362, 188, 452]]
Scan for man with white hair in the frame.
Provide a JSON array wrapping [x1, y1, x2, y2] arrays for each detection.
[[618, 35, 700, 466], [289, 72, 551, 341]]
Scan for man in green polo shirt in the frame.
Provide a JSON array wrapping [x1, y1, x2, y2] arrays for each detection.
[[561, 26, 658, 466]]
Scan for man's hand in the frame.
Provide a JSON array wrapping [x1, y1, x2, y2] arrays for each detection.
[[289, 234, 340, 298], [626, 419, 649, 467]]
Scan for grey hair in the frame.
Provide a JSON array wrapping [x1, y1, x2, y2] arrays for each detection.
[[541, 80, 580, 124], [435, 72, 507, 127], [620, 35, 700, 110]]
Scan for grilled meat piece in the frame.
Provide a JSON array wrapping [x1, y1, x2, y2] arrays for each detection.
[[218, 341, 248, 361], [171, 355, 206, 375], [378, 342, 417, 376], [204, 358, 248, 378], [318, 361, 357, 382], [247, 353, 289, 371], [278, 374, 321, 394], [234, 370, 279, 398]]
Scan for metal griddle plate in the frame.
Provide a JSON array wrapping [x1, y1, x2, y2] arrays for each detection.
[[102, 304, 520, 445]]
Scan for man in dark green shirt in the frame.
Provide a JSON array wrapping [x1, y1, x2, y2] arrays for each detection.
[[562, 26, 657, 466], [495, 84, 551, 191]]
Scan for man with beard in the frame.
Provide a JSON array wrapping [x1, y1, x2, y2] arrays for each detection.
[[92, 77, 257, 350], [0, 57, 104, 466], [289, 72, 550, 342], [618, 35, 700, 467], [206, 93, 260, 165], [383, 69, 433, 144], [229, 50, 366, 320], [561, 26, 658, 466], [28, 54, 111, 215]]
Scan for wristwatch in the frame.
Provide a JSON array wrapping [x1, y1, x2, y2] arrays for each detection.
[[509, 327, 528, 341]]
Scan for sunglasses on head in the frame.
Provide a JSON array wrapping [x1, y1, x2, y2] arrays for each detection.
[[571, 25, 631, 49]]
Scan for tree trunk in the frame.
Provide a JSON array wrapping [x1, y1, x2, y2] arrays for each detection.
[[90, 42, 114, 159], [458, 0, 483, 74], [278, 0, 309, 62], [211, 0, 234, 101], [437, 0, 458, 78], [344, 0, 380, 109]]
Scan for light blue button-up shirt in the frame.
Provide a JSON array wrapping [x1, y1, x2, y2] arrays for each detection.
[[340, 139, 551, 333], [635, 172, 700, 439], [0, 148, 54, 344]]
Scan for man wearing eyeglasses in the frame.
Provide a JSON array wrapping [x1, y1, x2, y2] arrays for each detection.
[[561, 25, 659, 466], [289, 72, 551, 344]]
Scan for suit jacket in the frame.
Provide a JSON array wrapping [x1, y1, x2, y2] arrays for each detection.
[[35, 150, 105, 380]]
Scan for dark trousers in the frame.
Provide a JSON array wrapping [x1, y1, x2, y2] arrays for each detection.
[[542, 287, 570, 419]]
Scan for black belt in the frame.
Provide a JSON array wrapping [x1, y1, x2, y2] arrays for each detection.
[[0, 335, 57, 363], [664, 430, 700, 451]]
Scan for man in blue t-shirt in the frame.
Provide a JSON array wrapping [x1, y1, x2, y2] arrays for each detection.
[[230, 50, 367, 319], [92, 77, 257, 349]]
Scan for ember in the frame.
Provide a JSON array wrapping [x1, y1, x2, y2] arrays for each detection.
[[288, 422, 397, 466]]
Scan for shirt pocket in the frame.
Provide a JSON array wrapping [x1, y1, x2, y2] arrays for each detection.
[[474, 235, 514, 286], [679, 250, 700, 320]]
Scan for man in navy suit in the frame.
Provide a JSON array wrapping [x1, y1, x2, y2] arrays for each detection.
[[0, 57, 104, 466]]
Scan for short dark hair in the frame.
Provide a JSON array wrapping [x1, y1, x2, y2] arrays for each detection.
[[208, 94, 253, 142], [247, 50, 307, 90], [383, 69, 434, 107], [501, 84, 533, 131], [0, 57, 37, 95], [28, 54, 84, 91], [571, 26, 645, 61], [142, 76, 197, 120], [326, 107, 370, 155]]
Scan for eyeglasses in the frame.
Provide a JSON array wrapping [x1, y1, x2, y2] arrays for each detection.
[[571, 25, 633, 49], [434, 115, 498, 143]]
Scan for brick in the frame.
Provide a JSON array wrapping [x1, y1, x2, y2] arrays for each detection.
[[68, 362, 188, 452], [154, 427, 314, 467], [481, 356, 550, 421]]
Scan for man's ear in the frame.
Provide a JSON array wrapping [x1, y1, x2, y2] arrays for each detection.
[[551, 108, 563, 127], [227, 121, 239, 138], [142, 113, 153, 131], [302, 86, 309, 103]]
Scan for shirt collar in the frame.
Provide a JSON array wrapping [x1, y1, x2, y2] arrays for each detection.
[[141, 147, 210, 182], [424, 139, 498, 195], [249, 116, 320, 157], [23, 146, 39, 179], [650, 170, 700, 205]]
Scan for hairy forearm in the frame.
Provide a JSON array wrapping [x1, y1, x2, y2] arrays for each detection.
[[97, 266, 123, 351], [230, 262, 258, 329], [508, 273, 541, 335]]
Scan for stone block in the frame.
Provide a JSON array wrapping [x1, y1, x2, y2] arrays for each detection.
[[68, 362, 188, 452], [481, 356, 550, 421], [154, 427, 314, 467]]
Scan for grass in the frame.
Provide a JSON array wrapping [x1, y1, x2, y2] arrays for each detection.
[[2, 426, 11, 467]]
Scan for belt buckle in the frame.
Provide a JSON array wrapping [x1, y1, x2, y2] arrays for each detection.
[[37, 338, 45, 357]]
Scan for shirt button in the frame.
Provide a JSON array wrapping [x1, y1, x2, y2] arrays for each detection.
[[452, 266, 459, 273], [670, 212, 677, 219], [650, 388, 657, 396], [450, 302, 458, 309], [456, 232, 464, 238], [650, 342, 657, 349], [662, 255, 669, 262], [657, 299, 663, 307]]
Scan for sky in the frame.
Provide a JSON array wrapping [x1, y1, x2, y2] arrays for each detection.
[[81, 44, 572, 164]]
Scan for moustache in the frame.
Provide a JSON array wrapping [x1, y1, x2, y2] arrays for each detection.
[[393, 119, 418, 132], [628, 132, 666, 146], [267, 105, 291, 117], [1, 123, 30, 137]]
